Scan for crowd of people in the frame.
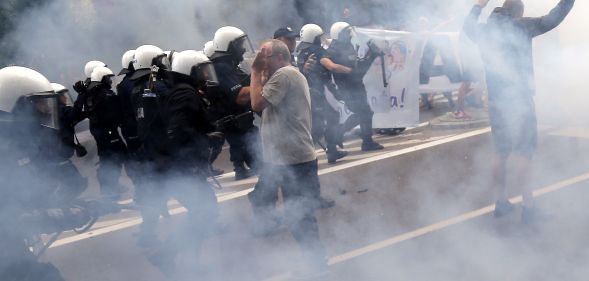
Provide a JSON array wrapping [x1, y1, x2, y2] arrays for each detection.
[[0, 0, 575, 280]]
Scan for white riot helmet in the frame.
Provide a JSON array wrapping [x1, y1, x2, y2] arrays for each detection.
[[211, 26, 253, 62], [203, 41, 215, 58], [179, 50, 202, 57], [163, 50, 178, 69], [51, 83, 74, 106], [172, 51, 218, 86], [0, 66, 59, 129], [90, 66, 115, 83], [330, 21, 352, 41], [133, 45, 165, 70], [50, 83, 67, 94], [84, 60, 107, 78], [300, 24, 324, 44], [121, 50, 135, 70]]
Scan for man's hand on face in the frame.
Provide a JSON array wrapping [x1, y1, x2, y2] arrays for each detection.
[[477, 0, 490, 7], [252, 45, 272, 74]]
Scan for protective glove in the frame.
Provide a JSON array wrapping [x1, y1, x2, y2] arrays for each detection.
[[73, 80, 87, 94]]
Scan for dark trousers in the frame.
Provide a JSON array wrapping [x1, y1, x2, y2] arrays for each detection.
[[249, 160, 326, 262], [342, 92, 374, 142], [92, 128, 127, 195], [54, 160, 86, 202], [225, 127, 261, 171], [135, 165, 218, 252], [312, 94, 340, 151]]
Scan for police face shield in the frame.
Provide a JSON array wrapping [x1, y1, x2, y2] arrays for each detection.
[[191, 62, 219, 87], [231, 35, 255, 63], [57, 90, 74, 107], [27, 93, 60, 130]]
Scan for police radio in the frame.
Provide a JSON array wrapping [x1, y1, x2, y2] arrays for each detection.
[[136, 66, 160, 122]]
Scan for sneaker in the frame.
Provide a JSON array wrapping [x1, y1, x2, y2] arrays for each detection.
[[493, 200, 515, 218], [361, 141, 384, 151], [521, 206, 551, 225], [319, 197, 335, 209], [327, 150, 348, 164]]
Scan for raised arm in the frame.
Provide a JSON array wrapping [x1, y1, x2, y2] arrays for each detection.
[[525, 0, 575, 37], [463, 0, 490, 43]]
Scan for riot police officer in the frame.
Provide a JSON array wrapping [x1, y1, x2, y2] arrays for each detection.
[[144, 51, 221, 276], [75, 66, 129, 198], [126, 44, 171, 246], [326, 22, 384, 151], [51, 83, 87, 201], [0, 66, 92, 281], [202, 42, 226, 176], [209, 26, 261, 180], [297, 23, 348, 164], [203, 40, 215, 58], [73, 60, 106, 96], [117, 50, 142, 160]]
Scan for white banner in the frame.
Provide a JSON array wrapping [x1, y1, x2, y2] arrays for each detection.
[[324, 29, 488, 128], [348, 28, 425, 128]]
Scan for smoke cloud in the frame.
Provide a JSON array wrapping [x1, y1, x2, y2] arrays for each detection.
[[1, 0, 587, 280]]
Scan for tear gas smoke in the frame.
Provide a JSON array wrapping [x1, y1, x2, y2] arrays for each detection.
[[0, 0, 587, 280]]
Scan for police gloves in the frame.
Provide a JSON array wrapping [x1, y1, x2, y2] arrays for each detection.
[[73, 80, 87, 94]]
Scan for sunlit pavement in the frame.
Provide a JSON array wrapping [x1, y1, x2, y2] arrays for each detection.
[[44, 103, 589, 281]]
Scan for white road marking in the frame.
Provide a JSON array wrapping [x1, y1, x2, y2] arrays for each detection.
[[50, 127, 490, 249], [549, 126, 589, 139], [264, 171, 589, 281], [213, 122, 430, 181]]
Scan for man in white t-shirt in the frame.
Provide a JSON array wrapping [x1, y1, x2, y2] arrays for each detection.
[[249, 39, 329, 277]]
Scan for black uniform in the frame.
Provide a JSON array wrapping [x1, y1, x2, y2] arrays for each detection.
[[211, 56, 260, 178], [297, 43, 341, 155], [54, 102, 87, 201], [127, 69, 171, 243], [131, 71, 219, 275], [0, 119, 89, 281], [327, 39, 379, 146], [77, 81, 128, 196]]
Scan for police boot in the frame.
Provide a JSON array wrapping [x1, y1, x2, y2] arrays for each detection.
[[234, 164, 253, 181], [361, 140, 384, 151], [326, 144, 348, 164]]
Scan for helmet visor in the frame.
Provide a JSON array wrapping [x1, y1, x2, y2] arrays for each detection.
[[58, 90, 74, 106], [193, 62, 219, 85], [233, 35, 255, 56], [28, 93, 59, 129]]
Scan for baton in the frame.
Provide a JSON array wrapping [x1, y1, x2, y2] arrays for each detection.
[[380, 53, 388, 88]]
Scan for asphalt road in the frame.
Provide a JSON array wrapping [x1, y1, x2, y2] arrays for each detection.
[[41, 102, 589, 281]]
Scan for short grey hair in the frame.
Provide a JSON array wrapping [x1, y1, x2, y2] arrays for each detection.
[[268, 39, 291, 61]]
